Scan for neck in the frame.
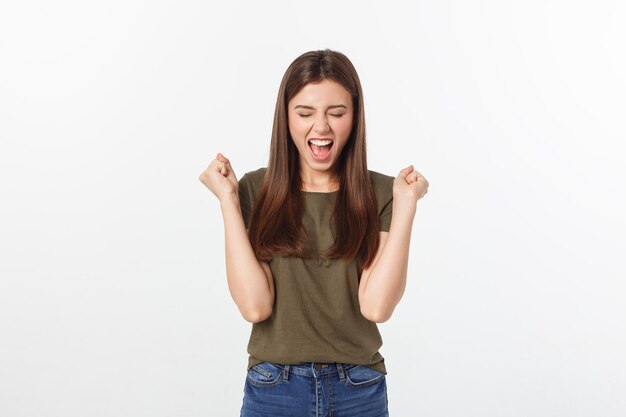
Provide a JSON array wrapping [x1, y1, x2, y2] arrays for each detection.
[[300, 173, 340, 192]]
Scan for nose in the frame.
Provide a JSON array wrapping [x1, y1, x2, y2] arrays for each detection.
[[312, 114, 331, 134]]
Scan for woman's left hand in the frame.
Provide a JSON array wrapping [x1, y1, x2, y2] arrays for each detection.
[[393, 165, 429, 209]]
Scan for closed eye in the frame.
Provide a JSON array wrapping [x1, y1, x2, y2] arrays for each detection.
[[298, 114, 345, 118]]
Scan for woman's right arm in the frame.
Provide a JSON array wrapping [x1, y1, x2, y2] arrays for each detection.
[[199, 152, 274, 324], [220, 194, 275, 323]]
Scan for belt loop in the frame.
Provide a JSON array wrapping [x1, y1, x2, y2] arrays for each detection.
[[337, 363, 346, 381], [282, 365, 290, 381]]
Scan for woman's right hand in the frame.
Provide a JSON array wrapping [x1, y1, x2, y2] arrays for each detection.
[[198, 152, 239, 202]]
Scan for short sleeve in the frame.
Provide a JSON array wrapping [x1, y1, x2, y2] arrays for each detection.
[[238, 173, 254, 230], [373, 174, 395, 232], [379, 181, 393, 232], [379, 193, 393, 232]]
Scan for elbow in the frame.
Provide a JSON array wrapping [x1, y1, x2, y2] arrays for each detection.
[[243, 305, 273, 324], [360, 306, 391, 323]]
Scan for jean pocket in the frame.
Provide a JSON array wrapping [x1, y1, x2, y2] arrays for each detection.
[[344, 364, 385, 387], [246, 361, 284, 387]]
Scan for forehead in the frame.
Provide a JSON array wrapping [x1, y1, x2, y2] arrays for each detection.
[[289, 79, 351, 107]]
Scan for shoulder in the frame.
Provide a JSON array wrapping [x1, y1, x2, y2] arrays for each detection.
[[241, 166, 267, 180], [367, 169, 394, 209], [240, 167, 267, 192], [367, 169, 394, 193]]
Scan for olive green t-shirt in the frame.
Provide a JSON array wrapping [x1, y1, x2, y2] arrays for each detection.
[[238, 167, 394, 375]]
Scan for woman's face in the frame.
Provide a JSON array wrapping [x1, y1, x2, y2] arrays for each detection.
[[287, 79, 354, 179]]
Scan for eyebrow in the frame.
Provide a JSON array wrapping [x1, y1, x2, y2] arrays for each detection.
[[293, 104, 348, 110]]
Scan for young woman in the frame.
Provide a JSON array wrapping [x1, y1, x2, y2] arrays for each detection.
[[199, 49, 428, 417]]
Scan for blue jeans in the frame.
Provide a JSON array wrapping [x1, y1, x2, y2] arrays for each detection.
[[240, 361, 389, 417]]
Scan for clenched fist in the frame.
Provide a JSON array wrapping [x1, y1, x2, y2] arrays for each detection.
[[198, 153, 239, 202], [393, 165, 429, 210]]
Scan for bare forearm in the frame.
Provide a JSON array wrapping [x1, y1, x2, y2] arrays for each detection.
[[362, 203, 415, 322], [220, 195, 273, 322]]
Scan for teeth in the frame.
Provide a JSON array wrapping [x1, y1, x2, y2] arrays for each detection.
[[309, 139, 332, 146]]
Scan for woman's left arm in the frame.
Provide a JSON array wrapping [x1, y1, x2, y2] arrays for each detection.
[[358, 165, 429, 323]]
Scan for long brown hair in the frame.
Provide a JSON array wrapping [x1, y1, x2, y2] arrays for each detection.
[[247, 49, 381, 270]]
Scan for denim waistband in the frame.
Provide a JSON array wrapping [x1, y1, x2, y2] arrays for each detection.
[[270, 362, 357, 378]]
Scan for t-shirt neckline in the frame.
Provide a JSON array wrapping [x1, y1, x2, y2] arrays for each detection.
[[301, 190, 340, 195]]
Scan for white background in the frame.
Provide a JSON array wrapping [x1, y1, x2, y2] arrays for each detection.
[[1, 0, 625, 416]]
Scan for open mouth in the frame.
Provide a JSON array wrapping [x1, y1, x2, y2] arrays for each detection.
[[308, 139, 334, 161]]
